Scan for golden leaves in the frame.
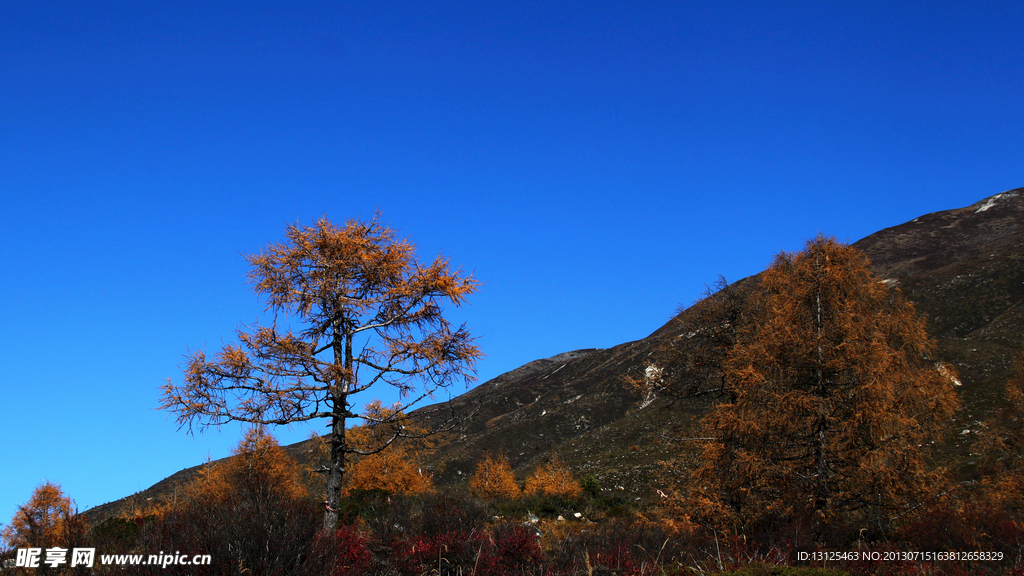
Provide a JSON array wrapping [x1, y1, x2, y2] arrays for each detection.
[[469, 453, 521, 500], [1, 481, 78, 549], [161, 214, 481, 530], [523, 458, 582, 499], [181, 427, 307, 506], [692, 236, 960, 533], [345, 448, 433, 495]]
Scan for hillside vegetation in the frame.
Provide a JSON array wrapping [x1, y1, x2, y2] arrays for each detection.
[[6, 190, 1024, 575]]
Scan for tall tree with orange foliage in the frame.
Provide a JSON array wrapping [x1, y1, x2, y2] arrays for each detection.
[[2, 481, 84, 550], [160, 215, 481, 530], [693, 236, 959, 537], [469, 453, 521, 500]]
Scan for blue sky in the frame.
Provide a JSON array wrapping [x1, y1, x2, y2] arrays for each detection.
[[1, 0, 1021, 526]]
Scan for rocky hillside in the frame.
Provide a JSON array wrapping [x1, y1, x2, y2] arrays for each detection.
[[85, 188, 1024, 521], [412, 188, 1024, 490]]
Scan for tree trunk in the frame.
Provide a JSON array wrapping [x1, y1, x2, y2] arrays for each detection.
[[323, 410, 345, 531], [323, 321, 352, 531], [813, 282, 830, 526]]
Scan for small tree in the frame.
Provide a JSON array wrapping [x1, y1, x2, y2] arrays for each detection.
[[1, 481, 82, 550], [345, 401, 434, 494], [524, 458, 582, 499], [184, 427, 308, 506], [160, 215, 481, 530], [469, 453, 521, 500], [693, 236, 959, 537], [146, 428, 317, 574]]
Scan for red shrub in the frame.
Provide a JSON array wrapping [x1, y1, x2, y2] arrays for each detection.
[[388, 523, 545, 576], [478, 523, 545, 576], [310, 526, 373, 576], [390, 529, 488, 576]]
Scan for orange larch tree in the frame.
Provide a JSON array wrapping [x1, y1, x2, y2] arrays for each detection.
[[160, 215, 481, 530], [184, 426, 308, 506], [345, 448, 433, 495], [344, 400, 434, 495], [693, 236, 959, 537], [524, 458, 582, 499], [469, 453, 521, 500], [1, 481, 83, 550]]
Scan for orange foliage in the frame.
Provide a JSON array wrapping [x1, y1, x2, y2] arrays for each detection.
[[160, 215, 482, 530], [344, 400, 434, 495], [183, 427, 307, 506], [1, 481, 82, 549], [469, 453, 521, 500], [693, 236, 960, 535], [976, 349, 1024, 512], [346, 448, 433, 495], [524, 458, 582, 499]]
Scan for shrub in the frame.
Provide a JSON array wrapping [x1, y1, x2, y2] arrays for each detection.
[[524, 458, 582, 499], [548, 518, 680, 576], [298, 525, 372, 576], [131, 428, 318, 575], [389, 522, 545, 576], [479, 523, 546, 576], [469, 453, 521, 500]]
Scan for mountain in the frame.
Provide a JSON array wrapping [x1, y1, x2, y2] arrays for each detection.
[[84, 188, 1024, 521], [412, 188, 1024, 488]]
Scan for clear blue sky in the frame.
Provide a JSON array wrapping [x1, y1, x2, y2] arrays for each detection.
[[2, 0, 1021, 526]]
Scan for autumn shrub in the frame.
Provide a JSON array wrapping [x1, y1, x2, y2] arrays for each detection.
[[356, 489, 491, 574], [345, 447, 433, 495], [482, 522, 546, 575], [469, 452, 522, 500], [356, 490, 546, 576], [524, 458, 582, 499], [128, 428, 318, 575], [362, 491, 488, 542], [420, 491, 489, 537], [295, 525, 372, 576], [890, 495, 1024, 574], [713, 566, 850, 576], [547, 517, 681, 576], [390, 529, 487, 576], [133, 494, 318, 576], [388, 522, 545, 576]]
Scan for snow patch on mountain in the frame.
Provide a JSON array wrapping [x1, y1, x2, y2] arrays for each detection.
[[974, 190, 1019, 213]]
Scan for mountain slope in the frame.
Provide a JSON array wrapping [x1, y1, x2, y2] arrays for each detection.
[[85, 188, 1024, 521], [417, 187, 1024, 490]]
